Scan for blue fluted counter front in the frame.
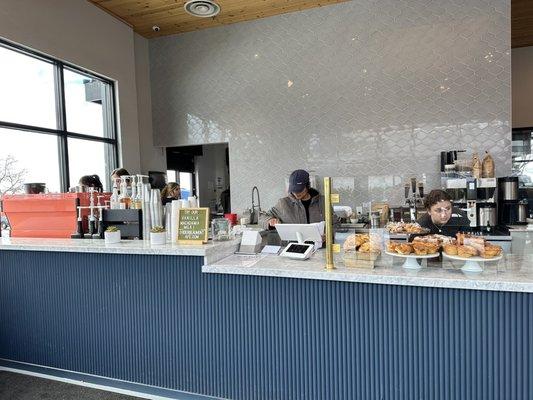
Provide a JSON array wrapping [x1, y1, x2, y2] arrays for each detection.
[[0, 244, 531, 399]]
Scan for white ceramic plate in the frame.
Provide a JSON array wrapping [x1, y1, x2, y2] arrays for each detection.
[[442, 252, 503, 273], [442, 253, 503, 262], [385, 251, 439, 270], [385, 251, 439, 259]]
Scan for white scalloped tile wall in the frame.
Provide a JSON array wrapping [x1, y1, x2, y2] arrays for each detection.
[[150, 0, 510, 212]]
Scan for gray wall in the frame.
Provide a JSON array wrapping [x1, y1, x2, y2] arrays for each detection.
[[134, 34, 167, 173], [150, 0, 511, 213]]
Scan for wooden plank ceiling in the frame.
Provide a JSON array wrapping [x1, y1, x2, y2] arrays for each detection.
[[512, 0, 533, 48], [90, 0, 533, 47], [88, 0, 351, 38]]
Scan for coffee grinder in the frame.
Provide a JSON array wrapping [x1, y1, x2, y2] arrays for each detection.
[[465, 177, 477, 228]]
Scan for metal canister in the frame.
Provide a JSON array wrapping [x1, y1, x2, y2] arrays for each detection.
[[518, 202, 528, 223], [478, 203, 497, 227], [370, 212, 381, 228], [499, 177, 519, 201]]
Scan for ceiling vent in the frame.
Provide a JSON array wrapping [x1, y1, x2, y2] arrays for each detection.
[[184, 0, 220, 18]]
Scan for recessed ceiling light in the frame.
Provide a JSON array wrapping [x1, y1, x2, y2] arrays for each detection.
[[184, 0, 220, 18]]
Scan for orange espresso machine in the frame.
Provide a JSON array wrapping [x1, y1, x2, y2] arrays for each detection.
[[1, 193, 110, 238]]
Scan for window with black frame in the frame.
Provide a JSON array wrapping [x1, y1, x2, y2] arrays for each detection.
[[512, 127, 533, 188], [0, 39, 118, 195]]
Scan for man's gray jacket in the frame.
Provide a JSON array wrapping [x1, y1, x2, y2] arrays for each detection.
[[259, 188, 338, 230]]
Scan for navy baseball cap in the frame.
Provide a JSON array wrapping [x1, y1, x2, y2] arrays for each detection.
[[289, 169, 310, 193]]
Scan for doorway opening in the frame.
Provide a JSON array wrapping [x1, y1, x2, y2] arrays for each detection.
[[166, 143, 230, 215]]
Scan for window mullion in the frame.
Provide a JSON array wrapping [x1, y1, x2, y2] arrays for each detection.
[[103, 81, 118, 189], [54, 63, 70, 192]]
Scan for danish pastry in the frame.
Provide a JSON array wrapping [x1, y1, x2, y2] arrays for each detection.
[[482, 244, 502, 258], [412, 243, 428, 255], [457, 245, 478, 258], [396, 244, 413, 255], [443, 244, 458, 255], [386, 242, 396, 252]]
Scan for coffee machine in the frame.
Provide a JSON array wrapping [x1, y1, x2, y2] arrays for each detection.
[[444, 177, 497, 230], [498, 177, 526, 225]]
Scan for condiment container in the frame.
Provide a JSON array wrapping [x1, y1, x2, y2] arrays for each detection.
[[211, 218, 231, 241], [482, 151, 495, 178], [472, 153, 482, 179]]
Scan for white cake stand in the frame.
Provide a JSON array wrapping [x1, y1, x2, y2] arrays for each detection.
[[442, 253, 503, 273], [385, 251, 439, 270]]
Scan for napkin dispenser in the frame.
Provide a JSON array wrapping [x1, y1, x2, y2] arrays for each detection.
[[236, 230, 262, 254]]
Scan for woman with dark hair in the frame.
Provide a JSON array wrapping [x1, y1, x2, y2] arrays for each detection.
[[111, 168, 130, 181], [161, 182, 181, 205], [417, 189, 470, 236], [79, 175, 104, 192]]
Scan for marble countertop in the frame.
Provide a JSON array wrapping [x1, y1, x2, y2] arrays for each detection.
[[507, 224, 533, 232], [203, 250, 533, 293], [0, 237, 240, 264]]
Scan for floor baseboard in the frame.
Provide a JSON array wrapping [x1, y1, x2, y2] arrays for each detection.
[[0, 359, 224, 400]]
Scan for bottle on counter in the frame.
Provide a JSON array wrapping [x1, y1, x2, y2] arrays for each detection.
[[472, 152, 482, 179], [1, 222, 10, 238], [482, 151, 495, 178], [118, 176, 131, 209], [110, 186, 120, 209], [137, 175, 145, 208], [130, 176, 143, 209]]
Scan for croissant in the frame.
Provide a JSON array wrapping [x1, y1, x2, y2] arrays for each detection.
[[343, 234, 358, 251], [355, 234, 370, 247]]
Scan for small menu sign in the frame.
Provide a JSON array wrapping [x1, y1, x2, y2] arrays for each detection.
[[177, 208, 209, 244]]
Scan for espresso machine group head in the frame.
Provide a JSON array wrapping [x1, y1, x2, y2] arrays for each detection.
[[395, 177, 425, 222]]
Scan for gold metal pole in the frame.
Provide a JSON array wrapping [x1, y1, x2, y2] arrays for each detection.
[[324, 177, 335, 270]]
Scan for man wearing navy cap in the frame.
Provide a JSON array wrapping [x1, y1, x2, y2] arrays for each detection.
[[260, 169, 335, 230]]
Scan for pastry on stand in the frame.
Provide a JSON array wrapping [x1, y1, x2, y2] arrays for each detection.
[[385, 241, 439, 270], [442, 242, 503, 273]]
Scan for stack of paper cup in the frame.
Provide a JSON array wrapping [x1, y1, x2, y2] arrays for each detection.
[[150, 189, 163, 227], [165, 203, 172, 241], [179, 199, 190, 209], [141, 184, 152, 239], [170, 199, 181, 244]]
